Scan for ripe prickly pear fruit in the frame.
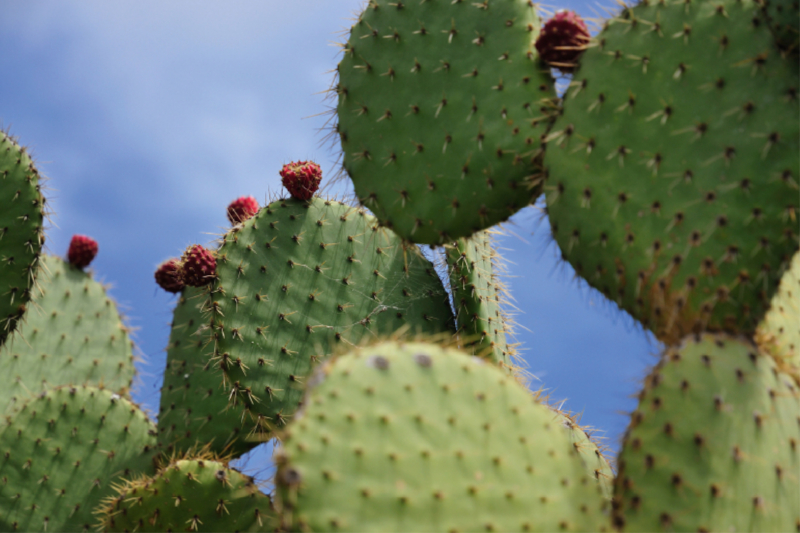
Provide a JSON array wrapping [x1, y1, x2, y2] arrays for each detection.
[[154, 258, 185, 293], [67, 234, 98, 269], [535, 10, 591, 71], [280, 160, 321, 201], [226, 195, 260, 224], [180, 244, 216, 287]]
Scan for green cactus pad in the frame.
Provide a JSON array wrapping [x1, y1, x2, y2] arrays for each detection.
[[98, 458, 271, 532], [552, 407, 615, 500], [209, 197, 454, 438], [545, 0, 799, 343], [757, 251, 799, 375], [0, 386, 158, 532], [445, 230, 516, 372], [336, 0, 556, 244], [614, 333, 800, 531], [158, 287, 257, 458], [0, 255, 136, 413], [0, 132, 46, 346], [275, 341, 608, 532], [761, 0, 799, 55]]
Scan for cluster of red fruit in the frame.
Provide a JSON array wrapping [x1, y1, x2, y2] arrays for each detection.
[[154, 161, 323, 293]]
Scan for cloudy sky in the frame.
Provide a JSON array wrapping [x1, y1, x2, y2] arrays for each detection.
[[1, 0, 659, 482]]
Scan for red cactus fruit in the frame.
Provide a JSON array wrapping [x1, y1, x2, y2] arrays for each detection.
[[67, 234, 98, 269], [226, 196, 260, 224], [535, 10, 591, 72], [180, 245, 216, 287], [280, 161, 322, 201], [155, 258, 185, 293]]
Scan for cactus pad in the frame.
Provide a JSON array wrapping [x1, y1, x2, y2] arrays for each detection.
[[209, 197, 454, 438], [545, 0, 799, 343], [0, 132, 45, 345], [98, 458, 271, 532], [757, 251, 799, 375], [158, 287, 257, 458], [275, 341, 608, 532], [0, 386, 158, 532], [445, 230, 516, 371], [336, 0, 556, 244], [552, 407, 615, 500], [614, 333, 800, 531], [0, 255, 136, 413]]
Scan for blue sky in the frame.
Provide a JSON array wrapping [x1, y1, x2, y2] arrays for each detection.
[[1, 1, 660, 481]]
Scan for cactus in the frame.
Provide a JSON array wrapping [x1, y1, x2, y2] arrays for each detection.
[[97, 457, 271, 532], [445, 230, 517, 372], [0, 254, 136, 413], [0, 386, 158, 532], [335, 0, 556, 244], [0, 0, 797, 530], [208, 196, 455, 439], [757, 251, 799, 374], [552, 406, 615, 501], [613, 333, 800, 531], [157, 286, 257, 457], [0, 131, 46, 346], [275, 340, 609, 532], [761, 0, 799, 55], [544, 0, 799, 343]]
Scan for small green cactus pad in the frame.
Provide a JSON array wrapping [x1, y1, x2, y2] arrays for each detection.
[[0, 132, 45, 346], [275, 341, 608, 532], [158, 287, 257, 458], [0, 386, 158, 532], [336, 0, 556, 244], [551, 407, 615, 500], [209, 197, 454, 438], [545, 0, 799, 343], [98, 458, 271, 532], [613, 333, 800, 532], [757, 251, 799, 375], [0, 255, 136, 413], [445, 231, 516, 371]]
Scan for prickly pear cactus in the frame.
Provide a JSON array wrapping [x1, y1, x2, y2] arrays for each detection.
[[761, 0, 799, 55], [757, 251, 799, 375], [550, 406, 615, 500], [208, 197, 454, 438], [336, 0, 557, 244], [445, 230, 517, 372], [0, 255, 136, 413], [544, 0, 799, 343], [275, 341, 609, 532], [0, 131, 45, 346], [613, 333, 800, 531], [157, 287, 257, 458], [0, 386, 158, 532], [98, 458, 271, 532]]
